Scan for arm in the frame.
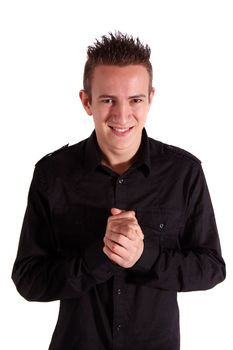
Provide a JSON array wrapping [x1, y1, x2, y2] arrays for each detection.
[[12, 166, 114, 302], [128, 164, 226, 292]]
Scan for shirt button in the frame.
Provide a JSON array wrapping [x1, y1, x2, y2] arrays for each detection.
[[117, 324, 122, 331], [117, 288, 121, 295], [118, 179, 124, 184]]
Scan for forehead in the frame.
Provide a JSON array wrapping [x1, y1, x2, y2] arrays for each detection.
[[91, 65, 150, 94]]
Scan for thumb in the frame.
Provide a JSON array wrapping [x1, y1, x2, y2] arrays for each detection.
[[111, 208, 124, 216]]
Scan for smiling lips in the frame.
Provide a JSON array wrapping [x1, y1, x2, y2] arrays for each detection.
[[109, 126, 134, 136]]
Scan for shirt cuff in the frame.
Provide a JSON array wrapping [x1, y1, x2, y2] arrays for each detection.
[[129, 236, 160, 273]]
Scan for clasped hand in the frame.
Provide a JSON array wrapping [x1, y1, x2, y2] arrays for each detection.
[[103, 208, 144, 268]]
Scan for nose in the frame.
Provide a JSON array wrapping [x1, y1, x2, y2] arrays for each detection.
[[110, 101, 132, 125]]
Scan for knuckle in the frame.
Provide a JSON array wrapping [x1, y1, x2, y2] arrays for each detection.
[[107, 217, 115, 225], [111, 242, 117, 251], [107, 219, 113, 228], [109, 250, 114, 258], [117, 235, 124, 245], [128, 232, 135, 241]]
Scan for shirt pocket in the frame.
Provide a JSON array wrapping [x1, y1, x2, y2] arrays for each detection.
[[136, 207, 182, 249]]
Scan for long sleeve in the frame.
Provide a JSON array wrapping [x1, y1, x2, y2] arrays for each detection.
[[12, 166, 114, 302], [129, 163, 226, 292]]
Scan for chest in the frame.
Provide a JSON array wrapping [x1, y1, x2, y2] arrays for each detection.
[[49, 169, 186, 253]]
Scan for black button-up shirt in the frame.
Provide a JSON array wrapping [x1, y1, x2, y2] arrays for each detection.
[[12, 129, 226, 350]]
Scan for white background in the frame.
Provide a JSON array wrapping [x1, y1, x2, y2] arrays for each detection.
[[0, 0, 232, 349]]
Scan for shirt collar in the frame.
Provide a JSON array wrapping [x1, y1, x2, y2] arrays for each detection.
[[84, 128, 151, 176]]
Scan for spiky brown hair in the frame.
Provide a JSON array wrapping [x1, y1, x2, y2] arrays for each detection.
[[83, 31, 153, 100]]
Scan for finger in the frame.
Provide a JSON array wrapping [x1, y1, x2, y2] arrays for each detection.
[[112, 219, 143, 240], [104, 237, 127, 256], [111, 208, 124, 216], [104, 232, 131, 248], [104, 238, 134, 261], [109, 223, 138, 240], [103, 245, 125, 266], [103, 240, 140, 268], [135, 226, 144, 240], [108, 215, 137, 228], [110, 208, 136, 220], [109, 217, 137, 226], [104, 233, 140, 261]]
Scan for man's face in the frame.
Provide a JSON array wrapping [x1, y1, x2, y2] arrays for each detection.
[[80, 65, 154, 157]]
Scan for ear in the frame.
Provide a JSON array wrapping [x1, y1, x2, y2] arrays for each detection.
[[79, 90, 92, 116], [149, 87, 155, 106]]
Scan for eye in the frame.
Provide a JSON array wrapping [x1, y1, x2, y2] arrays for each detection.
[[101, 98, 114, 104], [132, 98, 143, 104]]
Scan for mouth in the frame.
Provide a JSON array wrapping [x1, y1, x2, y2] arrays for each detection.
[[108, 126, 134, 136]]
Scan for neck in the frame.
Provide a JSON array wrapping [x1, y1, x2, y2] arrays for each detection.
[[96, 131, 143, 175], [99, 144, 140, 175], [101, 155, 135, 175]]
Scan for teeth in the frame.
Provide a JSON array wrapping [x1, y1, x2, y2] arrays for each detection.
[[113, 128, 130, 132]]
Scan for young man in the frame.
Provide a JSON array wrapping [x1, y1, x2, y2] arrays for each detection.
[[12, 32, 226, 350]]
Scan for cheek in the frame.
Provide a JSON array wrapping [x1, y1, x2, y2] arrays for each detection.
[[94, 104, 111, 118], [133, 105, 149, 119], [92, 111, 109, 128]]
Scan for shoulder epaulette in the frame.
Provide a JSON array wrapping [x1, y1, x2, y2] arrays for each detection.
[[164, 144, 201, 164], [35, 144, 69, 166]]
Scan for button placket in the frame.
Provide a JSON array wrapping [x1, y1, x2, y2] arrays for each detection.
[[117, 288, 121, 295], [116, 324, 122, 331], [113, 273, 125, 345]]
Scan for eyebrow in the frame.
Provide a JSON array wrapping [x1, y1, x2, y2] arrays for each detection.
[[98, 94, 147, 99]]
